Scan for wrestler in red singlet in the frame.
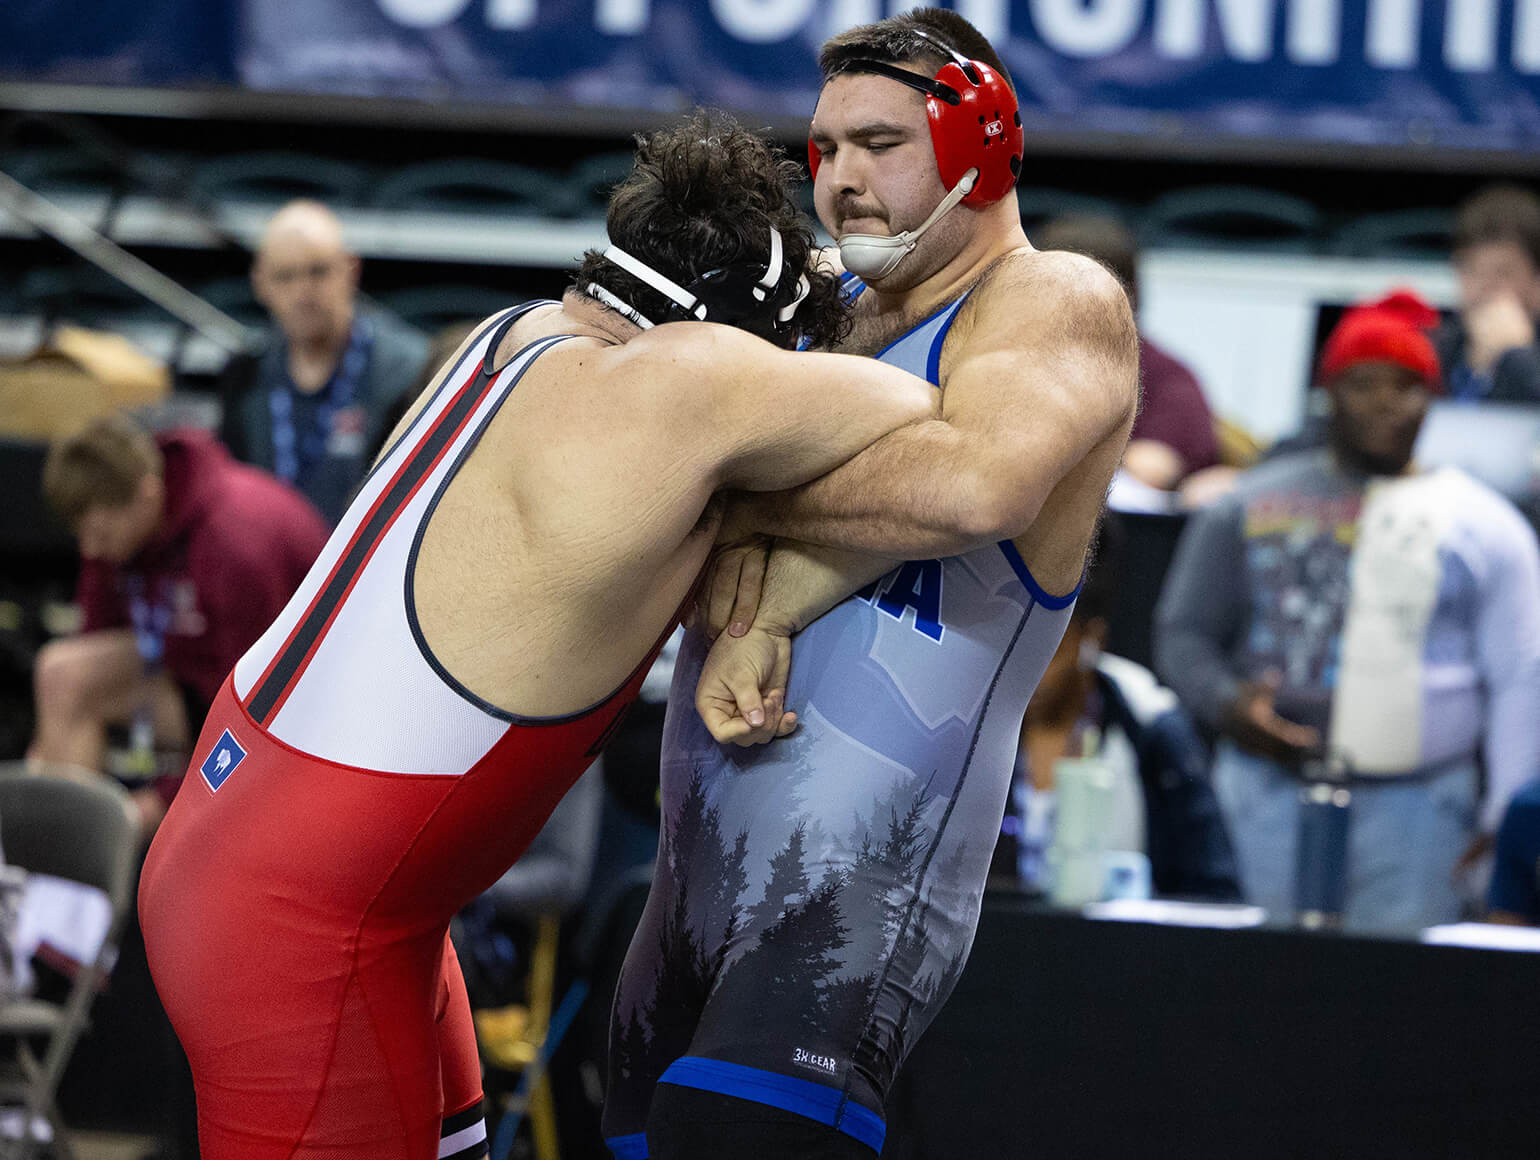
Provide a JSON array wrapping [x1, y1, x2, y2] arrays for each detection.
[[141, 306, 666, 1160]]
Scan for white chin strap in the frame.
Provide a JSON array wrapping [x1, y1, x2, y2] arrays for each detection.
[[586, 226, 810, 329], [837, 169, 978, 281]]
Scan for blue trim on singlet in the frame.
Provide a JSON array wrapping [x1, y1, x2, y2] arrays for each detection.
[[658, 1057, 886, 1153], [861, 290, 969, 367], [839, 275, 970, 383], [997, 541, 1082, 609], [605, 1132, 650, 1160], [926, 319, 945, 384]]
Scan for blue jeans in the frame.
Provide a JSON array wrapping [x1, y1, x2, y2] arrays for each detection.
[[1211, 742, 1477, 933]]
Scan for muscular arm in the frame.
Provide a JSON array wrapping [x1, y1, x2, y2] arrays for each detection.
[[750, 541, 900, 636], [733, 252, 1139, 556], [693, 257, 1137, 742], [631, 324, 939, 494], [699, 493, 896, 638]]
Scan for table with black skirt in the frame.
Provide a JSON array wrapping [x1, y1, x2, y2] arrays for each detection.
[[882, 894, 1540, 1159]]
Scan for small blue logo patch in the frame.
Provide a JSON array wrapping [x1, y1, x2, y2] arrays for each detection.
[[200, 729, 247, 792]]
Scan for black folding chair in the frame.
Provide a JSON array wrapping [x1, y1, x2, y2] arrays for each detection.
[[0, 768, 138, 1160]]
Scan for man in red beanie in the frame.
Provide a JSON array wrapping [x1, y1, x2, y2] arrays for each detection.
[[1156, 290, 1540, 931]]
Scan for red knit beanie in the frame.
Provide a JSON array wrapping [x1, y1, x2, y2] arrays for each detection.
[[1318, 289, 1442, 389]]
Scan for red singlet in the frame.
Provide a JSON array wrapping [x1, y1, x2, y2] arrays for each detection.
[[141, 307, 664, 1159]]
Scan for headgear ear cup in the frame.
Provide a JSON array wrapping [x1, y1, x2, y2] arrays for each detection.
[[927, 60, 1022, 206], [807, 57, 1022, 207]]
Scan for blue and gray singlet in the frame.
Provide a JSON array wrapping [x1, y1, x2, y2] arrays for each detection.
[[603, 284, 1082, 1158]]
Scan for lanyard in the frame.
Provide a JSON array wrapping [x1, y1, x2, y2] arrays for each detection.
[[269, 315, 375, 483], [1446, 365, 1492, 402], [125, 575, 172, 670]]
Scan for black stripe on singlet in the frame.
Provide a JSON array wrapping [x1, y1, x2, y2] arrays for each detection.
[[440, 1101, 486, 1160], [245, 311, 535, 726], [441, 1102, 483, 1138]]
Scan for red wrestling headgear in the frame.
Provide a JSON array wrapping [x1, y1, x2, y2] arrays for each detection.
[[808, 31, 1023, 208]]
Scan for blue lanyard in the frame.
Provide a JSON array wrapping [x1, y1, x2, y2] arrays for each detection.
[[269, 316, 374, 483], [1447, 365, 1492, 402], [125, 575, 171, 670]]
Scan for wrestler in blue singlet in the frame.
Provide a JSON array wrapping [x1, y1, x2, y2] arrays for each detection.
[[603, 284, 1082, 1157]]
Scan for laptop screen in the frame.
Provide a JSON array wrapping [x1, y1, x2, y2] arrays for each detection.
[[1413, 401, 1540, 501]]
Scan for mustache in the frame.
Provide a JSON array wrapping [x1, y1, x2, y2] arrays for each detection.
[[835, 198, 886, 228]]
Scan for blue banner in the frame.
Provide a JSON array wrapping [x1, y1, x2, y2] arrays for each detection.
[[0, 0, 232, 87], [5, 1, 1540, 155]]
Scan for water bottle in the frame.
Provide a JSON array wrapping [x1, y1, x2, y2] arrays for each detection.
[[1048, 733, 1115, 908], [1295, 755, 1352, 929]]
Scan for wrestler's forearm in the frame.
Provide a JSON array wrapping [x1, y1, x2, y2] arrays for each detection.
[[751, 540, 900, 637], [740, 420, 1002, 558]]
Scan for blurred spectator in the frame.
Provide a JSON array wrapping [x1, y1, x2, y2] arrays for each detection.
[[1487, 775, 1540, 924], [996, 522, 1240, 901], [1438, 185, 1540, 402], [30, 413, 329, 836], [1036, 215, 1220, 490], [1156, 291, 1540, 931], [219, 199, 430, 524], [369, 320, 478, 463]]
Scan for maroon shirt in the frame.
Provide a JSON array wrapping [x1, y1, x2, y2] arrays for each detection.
[[1134, 336, 1221, 477], [77, 429, 330, 709]]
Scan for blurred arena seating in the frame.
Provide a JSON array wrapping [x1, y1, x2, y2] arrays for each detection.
[[0, 107, 1476, 435], [369, 157, 564, 216], [1138, 184, 1322, 252], [189, 150, 376, 206]]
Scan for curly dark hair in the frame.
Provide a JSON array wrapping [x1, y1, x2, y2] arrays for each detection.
[[572, 111, 849, 351]]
